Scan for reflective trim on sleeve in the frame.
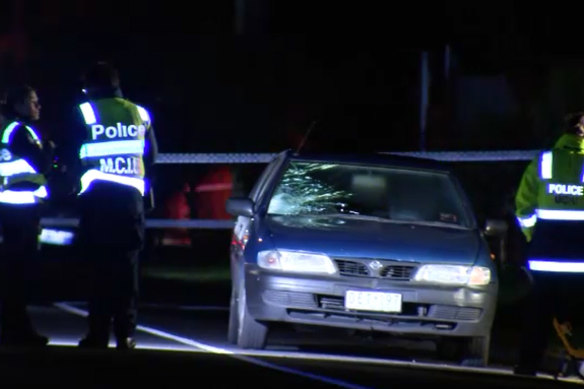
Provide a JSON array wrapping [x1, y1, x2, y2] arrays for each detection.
[[79, 139, 145, 159], [79, 102, 97, 125], [540, 151, 552, 179], [34, 185, 48, 199], [536, 209, 584, 221], [529, 260, 584, 273], [517, 214, 537, 228], [136, 105, 150, 124]]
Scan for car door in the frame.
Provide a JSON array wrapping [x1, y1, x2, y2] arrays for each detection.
[[231, 151, 289, 270]]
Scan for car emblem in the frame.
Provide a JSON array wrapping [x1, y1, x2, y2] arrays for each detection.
[[369, 260, 383, 271]]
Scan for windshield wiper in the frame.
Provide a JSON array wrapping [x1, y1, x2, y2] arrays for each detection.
[[318, 213, 395, 223], [397, 220, 469, 230]]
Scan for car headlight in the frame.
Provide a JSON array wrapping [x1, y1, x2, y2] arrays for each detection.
[[257, 250, 336, 275], [413, 265, 491, 286]]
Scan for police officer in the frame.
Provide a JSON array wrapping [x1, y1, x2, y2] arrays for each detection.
[[71, 62, 158, 349], [514, 112, 584, 375], [0, 85, 53, 347]]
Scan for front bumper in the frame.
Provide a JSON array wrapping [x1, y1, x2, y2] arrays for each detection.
[[244, 265, 497, 338]]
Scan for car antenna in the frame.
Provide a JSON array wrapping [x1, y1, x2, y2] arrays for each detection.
[[295, 120, 317, 154]]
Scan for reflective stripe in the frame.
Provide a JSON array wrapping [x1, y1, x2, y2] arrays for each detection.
[[0, 159, 36, 176], [540, 151, 552, 179], [536, 209, 584, 221], [0, 185, 47, 204], [79, 169, 145, 195], [39, 229, 74, 246], [136, 105, 150, 123], [1, 122, 20, 144], [517, 214, 537, 228], [194, 183, 233, 192], [0, 191, 36, 204], [1, 122, 40, 145], [34, 186, 48, 198], [529, 260, 584, 273], [79, 139, 145, 159], [79, 103, 97, 125]]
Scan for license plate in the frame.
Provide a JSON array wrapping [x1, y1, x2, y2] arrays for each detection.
[[344, 290, 402, 313]]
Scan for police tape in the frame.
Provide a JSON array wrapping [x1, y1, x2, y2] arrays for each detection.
[[40, 218, 235, 229], [155, 150, 541, 164], [156, 153, 277, 164], [38, 149, 540, 232], [381, 150, 540, 162]]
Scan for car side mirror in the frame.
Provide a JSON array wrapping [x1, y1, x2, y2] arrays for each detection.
[[226, 197, 255, 217], [483, 219, 508, 237]]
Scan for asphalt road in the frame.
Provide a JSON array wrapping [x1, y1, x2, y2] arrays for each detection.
[[4, 242, 581, 388], [5, 302, 581, 389]]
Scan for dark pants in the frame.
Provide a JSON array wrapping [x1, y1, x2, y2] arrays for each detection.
[[517, 272, 581, 371], [517, 221, 584, 372], [0, 204, 41, 339], [77, 182, 144, 342], [86, 248, 139, 340]]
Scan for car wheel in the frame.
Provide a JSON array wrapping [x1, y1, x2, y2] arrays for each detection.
[[227, 284, 238, 344], [436, 335, 490, 367], [236, 281, 268, 349]]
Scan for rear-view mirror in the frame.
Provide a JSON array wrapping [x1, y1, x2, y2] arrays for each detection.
[[225, 197, 255, 217], [483, 219, 508, 237]]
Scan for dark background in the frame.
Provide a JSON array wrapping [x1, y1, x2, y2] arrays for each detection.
[[2, 1, 584, 153], [2, 0, 584, 238]]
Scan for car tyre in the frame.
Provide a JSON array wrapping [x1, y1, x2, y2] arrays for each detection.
[[436, 335, 490, 367], [461, 335, 490, 367], [236, 281, 268, 349]]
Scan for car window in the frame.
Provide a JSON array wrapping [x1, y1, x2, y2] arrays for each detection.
[[266, 161, 471, 227]]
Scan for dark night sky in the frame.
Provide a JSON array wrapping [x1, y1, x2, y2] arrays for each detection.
[[2, 1, 584, 155]]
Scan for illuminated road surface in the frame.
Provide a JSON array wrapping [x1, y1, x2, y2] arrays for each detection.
[[11, 303, 581, 388]]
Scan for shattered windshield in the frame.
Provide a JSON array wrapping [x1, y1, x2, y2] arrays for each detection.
[[267, 161, 471, 227]]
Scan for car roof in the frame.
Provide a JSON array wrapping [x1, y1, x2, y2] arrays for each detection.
[[286, 150, 453, 174]]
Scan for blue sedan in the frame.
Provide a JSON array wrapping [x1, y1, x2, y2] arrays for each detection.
[[226, 150, 500, 366]]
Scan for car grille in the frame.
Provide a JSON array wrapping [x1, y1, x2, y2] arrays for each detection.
[[334, 259, 417, 280], [380, 265, 415, 280], [335, 260, 370, 276], [429, 305, 481, 321], [317, 295, 481, 321], [263, 290, 317, 308]]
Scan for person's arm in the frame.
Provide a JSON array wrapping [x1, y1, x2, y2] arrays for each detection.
[[143, 119, 158, 211], [9, 124, 53, 175], [144, 124, 158, 170], [515, 157, 540, 242], [61, 106, 89, 180]]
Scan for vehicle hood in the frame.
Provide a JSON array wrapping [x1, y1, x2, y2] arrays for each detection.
[[263, 215, 482, 265]]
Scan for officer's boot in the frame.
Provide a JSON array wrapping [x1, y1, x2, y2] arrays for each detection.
[[116, 337, 136, 350], [78, 334, 109, 349], [114, 311, 136, 350]]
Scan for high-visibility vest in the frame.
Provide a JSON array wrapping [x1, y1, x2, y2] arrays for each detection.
[[77, 98, 150, 196], [516, 135, 584, 272], [0, 121, 48, 204]]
